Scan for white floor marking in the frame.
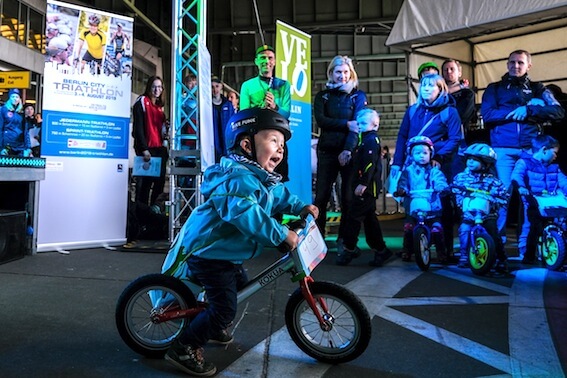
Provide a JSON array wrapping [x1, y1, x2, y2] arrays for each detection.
[[221, 261, 565, 377]]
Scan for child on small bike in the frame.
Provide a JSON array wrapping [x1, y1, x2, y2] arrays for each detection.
[[337, 108, 392, 267], [161, 108, 319, 376], [511, 134, 567, 264], [452, 143, 509, 270], [394, 136, 450, 262]]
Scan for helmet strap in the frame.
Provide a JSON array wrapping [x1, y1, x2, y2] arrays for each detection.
[[239, 135, 257, 160]]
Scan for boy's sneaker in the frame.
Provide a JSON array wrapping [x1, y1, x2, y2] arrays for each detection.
[[368, 248, 393, 267], [165, 340, 217, 377], [495, 260, 509, 274], [336, 241, 358, 266], [457, 258, 469, 268], [209, 329, 234, 345]]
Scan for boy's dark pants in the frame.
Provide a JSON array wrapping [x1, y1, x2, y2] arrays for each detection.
[[342, 193, 386, 251], [178, 257, 247, 348], [525, 198, 544, 261]]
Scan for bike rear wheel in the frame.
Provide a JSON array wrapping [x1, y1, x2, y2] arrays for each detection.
[[542, 229, 566, 271], [414, 227, 431, 271], [115, 273, 197, 358], [285, 281, 372, 364], [469, 229, 496, 275]]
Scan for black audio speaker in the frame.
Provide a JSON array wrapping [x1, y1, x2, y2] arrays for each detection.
[[0, 210, 27, 265]]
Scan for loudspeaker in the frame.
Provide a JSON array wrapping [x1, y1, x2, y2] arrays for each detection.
[[0, 210, 27, 265]]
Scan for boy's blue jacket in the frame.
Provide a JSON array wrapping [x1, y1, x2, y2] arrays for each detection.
[[511, 152, 567, 195], [162, 157, 308, 276]]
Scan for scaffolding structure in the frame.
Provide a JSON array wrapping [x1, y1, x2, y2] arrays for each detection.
[[168, 0, 206, 241]]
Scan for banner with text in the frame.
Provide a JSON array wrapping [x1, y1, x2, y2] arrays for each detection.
[[38, 0, 133, 251], [275, 20, 312, 203]]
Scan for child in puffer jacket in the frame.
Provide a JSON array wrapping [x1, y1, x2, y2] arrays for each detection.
[[512, 134, 567, 264], [452, 143, 509, 271], [394, 136, 450, 263]]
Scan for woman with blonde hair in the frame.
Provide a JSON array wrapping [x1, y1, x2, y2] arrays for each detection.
[[391, 73, 462, 262], [313, 55, 368, 265]]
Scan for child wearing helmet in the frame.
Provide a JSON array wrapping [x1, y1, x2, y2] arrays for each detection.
[[394, 136, 450, 262], [452, 143, 509, 270], [511, 135, 567, 264], [336, 108, 393, 267], [160, 108, 318, 376]]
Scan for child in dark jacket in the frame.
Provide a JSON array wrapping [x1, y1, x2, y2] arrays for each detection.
[[452, 144, 509, 270], [511, 134, 567, 264], [336, 108, 392, 266]]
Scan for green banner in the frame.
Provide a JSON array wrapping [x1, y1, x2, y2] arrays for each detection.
[[276, 21, 312, 203]]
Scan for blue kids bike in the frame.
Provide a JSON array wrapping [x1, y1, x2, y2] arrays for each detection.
[[405, 189, 447, 271], [457, 187, 499, 275], [533, 193, 567, 271]]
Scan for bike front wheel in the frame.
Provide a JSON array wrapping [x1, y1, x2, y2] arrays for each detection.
[[542, 229, 566, 271], [285, 281, 372, 364], [469, 229, 496, 275], [414, 227, 431, 271], [115, 273, 197, 358]]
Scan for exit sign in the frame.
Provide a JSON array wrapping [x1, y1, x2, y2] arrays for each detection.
[[0, 71, 31, 89]]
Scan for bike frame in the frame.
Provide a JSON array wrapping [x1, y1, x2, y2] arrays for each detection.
[[152, 235, 330, 327]]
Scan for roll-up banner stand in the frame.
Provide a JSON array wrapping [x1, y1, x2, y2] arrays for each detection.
[[275, 20, 312, 203], [38, 0, 134, 251]]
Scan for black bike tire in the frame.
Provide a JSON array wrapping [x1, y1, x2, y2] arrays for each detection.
[[469, 229, 496, 275], [115, 273, 197, 358], [542, 230, 566, 271], [284, 281, 372, 364], [414, 227, 430, 271]]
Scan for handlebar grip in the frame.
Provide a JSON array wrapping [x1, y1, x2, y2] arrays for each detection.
[[286, 219, 306, 233], [277, 242, 291, 254]]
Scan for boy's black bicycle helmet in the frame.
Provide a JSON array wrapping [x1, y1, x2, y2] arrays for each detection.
[[225, 108, 291, 151]]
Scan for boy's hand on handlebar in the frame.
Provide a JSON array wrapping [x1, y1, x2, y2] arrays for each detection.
[[518, 187, 530, 196], [300, 205, 319, 220], [393, 188, 406, 197], [283, 229, 299, 251]]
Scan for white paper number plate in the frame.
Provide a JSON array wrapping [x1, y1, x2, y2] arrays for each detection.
[[296, 216, 328, 276]]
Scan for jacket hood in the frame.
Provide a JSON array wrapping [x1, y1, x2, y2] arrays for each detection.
[[200, 157, 272, 198], [422, 91, 455, 111]]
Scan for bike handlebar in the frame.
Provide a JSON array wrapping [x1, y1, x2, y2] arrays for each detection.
[[454, 186, 490, 196], [277, 216, 310, 253]]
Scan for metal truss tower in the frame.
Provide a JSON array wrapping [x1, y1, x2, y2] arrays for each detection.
[[168, 0, 207, 241]]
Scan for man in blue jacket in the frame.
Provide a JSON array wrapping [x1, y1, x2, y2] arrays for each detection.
[[481, 49, 564, 250]]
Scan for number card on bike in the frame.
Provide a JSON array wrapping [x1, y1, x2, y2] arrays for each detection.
[[296, 216, 327, 276]]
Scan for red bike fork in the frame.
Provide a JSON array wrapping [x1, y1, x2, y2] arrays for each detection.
[[299, 277, 332, 330]]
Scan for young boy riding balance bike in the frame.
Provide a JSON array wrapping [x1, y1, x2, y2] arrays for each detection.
[[161, 108, 318, 376]]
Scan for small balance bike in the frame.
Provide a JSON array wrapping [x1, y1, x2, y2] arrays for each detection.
[[458, 187, 497, 275], [115, 215, 372, 364], [534, 193, 567, 271], [406, 189, 446, 271]]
